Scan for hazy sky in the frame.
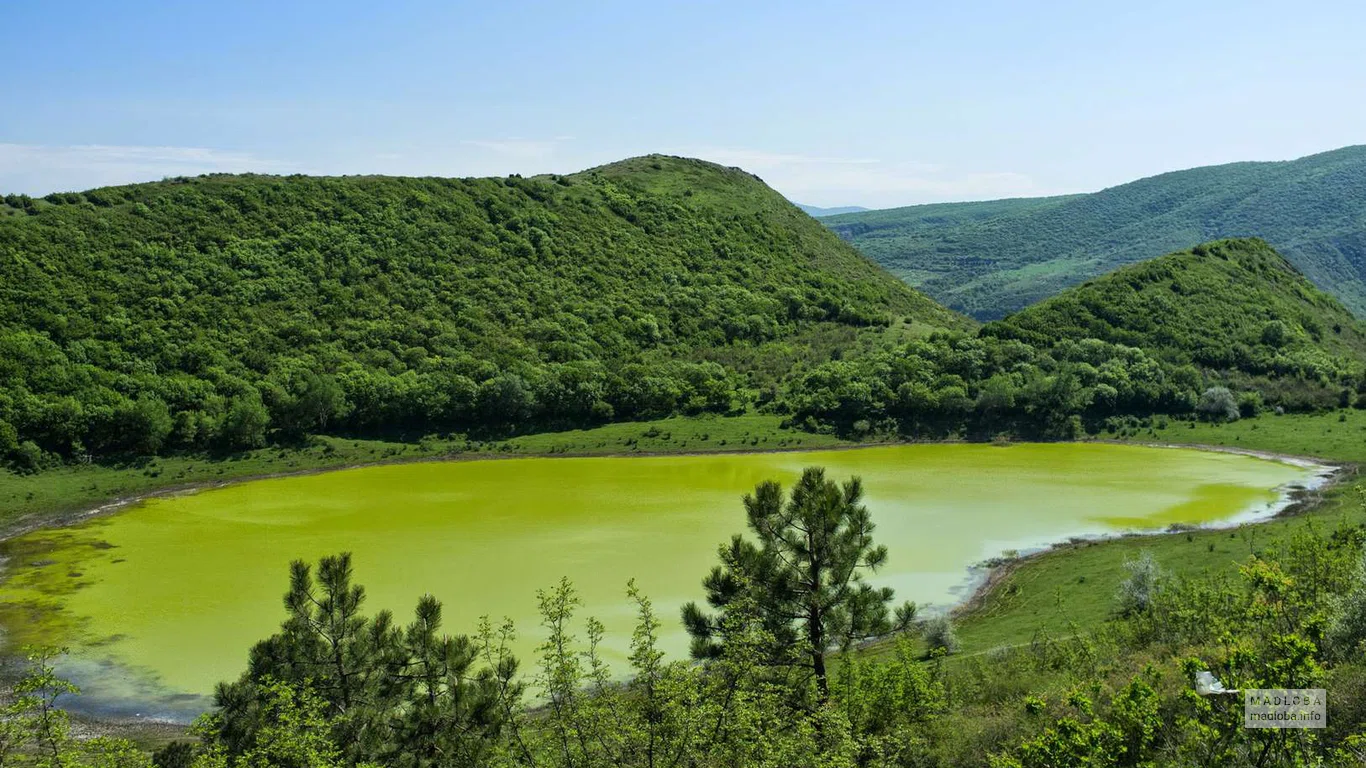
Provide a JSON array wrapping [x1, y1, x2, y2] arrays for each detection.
[[3, 0, 1364, 207]]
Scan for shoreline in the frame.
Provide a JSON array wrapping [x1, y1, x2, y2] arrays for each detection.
[[950, 449, 1351, 622], [0, 437, 883, 544], [0, 436, 1338, 545]]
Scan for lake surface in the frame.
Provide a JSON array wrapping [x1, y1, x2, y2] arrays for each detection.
[[0, 443, 1313, 720]]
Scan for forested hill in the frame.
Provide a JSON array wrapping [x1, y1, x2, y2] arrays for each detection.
[[824, 145, 1366, 319], [985, 238, 1366, 381], [0, 155, 965, 465], [782, 239, 1366, 440]]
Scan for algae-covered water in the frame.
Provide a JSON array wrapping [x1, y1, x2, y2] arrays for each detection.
[[0, 443, 1312, 720]]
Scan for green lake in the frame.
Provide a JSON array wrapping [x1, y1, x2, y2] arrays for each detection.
[[0, 443, 1317, 720]]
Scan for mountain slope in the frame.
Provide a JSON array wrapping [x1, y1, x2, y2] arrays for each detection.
[[983, 238, 1366, 378], [825, 145, 1366, 319], [0, 155, 967, 463]]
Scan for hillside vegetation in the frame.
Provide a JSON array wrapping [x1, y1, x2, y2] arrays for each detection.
[[826, 145, 1366, 319], [0, 155, 964, 468]]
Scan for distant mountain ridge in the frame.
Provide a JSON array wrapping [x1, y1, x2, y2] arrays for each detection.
[[824, 145, 1366, 320], [796, 203, 869, 217]]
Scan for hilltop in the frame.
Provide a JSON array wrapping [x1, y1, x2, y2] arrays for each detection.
[[825, 145, 1366, 319], [0, 155, 965, 466]]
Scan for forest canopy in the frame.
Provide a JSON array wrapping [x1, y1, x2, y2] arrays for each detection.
[[0, 156, 963, 467]]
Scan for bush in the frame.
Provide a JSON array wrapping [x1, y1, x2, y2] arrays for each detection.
[[1196, 386, 1240, 422], [1115, 550, 1165, 616], [922, 615, 960, 654], [1328, 551, 1366, 660], [11, 440, 47, 473], [1237, 390, 1264, 418]]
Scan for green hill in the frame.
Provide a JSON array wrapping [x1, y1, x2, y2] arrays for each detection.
[[783, 239, 1366, 439], [825, 145, 1366, 319], [984, 238, 1366, 376], [0, 155, 965, 465]]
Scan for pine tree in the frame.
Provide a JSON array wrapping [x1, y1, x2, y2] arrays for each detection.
[[682, 467, 914, 699]]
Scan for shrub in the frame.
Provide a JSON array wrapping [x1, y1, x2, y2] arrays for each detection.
[[1328, 551, 1366, 660], [1115, 551, 1165, 616], [1196, 386, 1240, 422], [922, 615, 960, 654]]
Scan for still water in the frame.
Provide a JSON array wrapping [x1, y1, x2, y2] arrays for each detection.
[[0, 443, 1312, 719]]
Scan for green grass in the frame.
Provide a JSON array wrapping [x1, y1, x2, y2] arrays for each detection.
[[1110, 407, 1366, 463], [0, 413, 847, 533], [495, 412, 847, 455]]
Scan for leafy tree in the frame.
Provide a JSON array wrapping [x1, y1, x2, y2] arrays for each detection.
[[922, 615, 961, 655], [0, 419, 18, 458], [119, 396, 174, 454], [191, 680, 343, 768], [1328, 549, 1366, 659], [516, 577, 861, 768], [276, 373, 349, 439], [682, 467, 914, 699], [0, 647, 150, 768], [219, 395, 270, 450]]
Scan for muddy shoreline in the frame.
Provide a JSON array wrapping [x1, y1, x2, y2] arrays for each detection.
[[951, 449, 1352, 621]]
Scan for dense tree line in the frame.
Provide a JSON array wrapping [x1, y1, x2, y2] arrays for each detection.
[[0, 157, 966, 470]]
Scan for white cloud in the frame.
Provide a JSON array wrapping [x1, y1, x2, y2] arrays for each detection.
[[679, 147, 883, 168], [459, 136, 572, 161], [0, 140, 1049, 209], [668, 145, 1045, 208], [0, 143, 295, 194]]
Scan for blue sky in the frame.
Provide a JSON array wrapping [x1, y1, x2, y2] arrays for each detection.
[[3, 0, 1364, 207]]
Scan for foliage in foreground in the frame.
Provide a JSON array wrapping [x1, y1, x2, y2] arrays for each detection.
[[682, 467, 915, 698], [0, 647, 149, 768]]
